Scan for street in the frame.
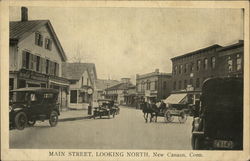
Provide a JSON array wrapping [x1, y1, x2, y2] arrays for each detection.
[[10, 106, 193, 149]]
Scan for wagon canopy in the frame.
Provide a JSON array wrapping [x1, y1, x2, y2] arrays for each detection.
[[164, 93, 187, 104]]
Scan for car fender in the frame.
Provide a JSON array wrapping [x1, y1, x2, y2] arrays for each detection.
[[13, 108, 25, 112]]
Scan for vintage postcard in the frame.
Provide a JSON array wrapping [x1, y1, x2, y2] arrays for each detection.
[[0, 0, 249, 161]]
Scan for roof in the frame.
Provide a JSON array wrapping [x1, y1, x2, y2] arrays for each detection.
[[137, 72, 172, 80], [171, 44, 221, 61], [11, 87, 58, 93], [62, 63, 97, 81], [95, 79, 120, 90], [217, 40, 244, 52], [106, 82, 134, 91], [10, 20, 67, 61]]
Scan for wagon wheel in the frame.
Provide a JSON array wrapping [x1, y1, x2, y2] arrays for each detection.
[[164, 111, 174, 122], [178, 112, 187, 123]]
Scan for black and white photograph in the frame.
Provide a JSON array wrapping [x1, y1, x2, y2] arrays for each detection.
[[1, 1, 249, 161]]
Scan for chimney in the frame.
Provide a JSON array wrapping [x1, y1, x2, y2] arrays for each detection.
[[21, 7, 28, 21], [155, 69, 159, 73]]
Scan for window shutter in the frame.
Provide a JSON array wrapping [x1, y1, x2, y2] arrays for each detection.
[[22, 52, 26, 68], [35, 33, 39, 45]]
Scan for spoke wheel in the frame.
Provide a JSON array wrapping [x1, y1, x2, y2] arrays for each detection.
[[49, 111, 58, 127], [165, 111, 174, 122], [15, 112, 27, 130]]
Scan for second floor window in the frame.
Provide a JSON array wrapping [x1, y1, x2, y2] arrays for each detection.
[[227, 56, 233, 72], [163, 81, 167, 89], [211, 57, 216, 69], [236, 54, 242, 71], [184, 80, 187, 89], [204, 58, 208, 70], [178, 80, 182, 90], [174, 66, 178, 75], [190, 62, 194, 71], [184, 64, 188, 73], [197, 60, 201, 71], [45, 38, 52, 50], [173, 81, 176, 90], [179, 65, 183, 74], [196, 78, 200, 88], [35, 32, 43, 47]]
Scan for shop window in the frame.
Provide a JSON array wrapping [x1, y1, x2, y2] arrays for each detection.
[[178, 80, 182, 89], [227, 56, 233, 72], [70, 90, 77, 103], [211, 57, 216, 69], [173, 81, 176, 90], [45, 38, 52, 50], [35, 32, 43, 47], [184, 80, 187, 89], [196, 78, 200, 88], [197, 60, 201, 71], [236, 54, 242, 71], [204, 58, 208, 70]]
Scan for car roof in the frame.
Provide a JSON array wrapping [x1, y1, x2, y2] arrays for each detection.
[[11, 87, 59, 93]]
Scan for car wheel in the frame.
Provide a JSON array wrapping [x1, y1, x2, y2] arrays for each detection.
[[49, 111, 58, 127], [178, 112, 187, 123], [14, 112, 27, 130], [28, 119, 36, 126]]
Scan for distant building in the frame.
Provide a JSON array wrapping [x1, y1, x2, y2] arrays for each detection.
[[136, 69, 172, 103], [95, 79, 120, 100], [169, 40, 244, 105], [9, 7, 69, 110], [62, 63, 97, 110], [105, 78, 134, 105]]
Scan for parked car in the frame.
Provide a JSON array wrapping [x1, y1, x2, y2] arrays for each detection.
[[93, 99, 117, 119], [9, 88, 60, 130], [191, 77, 243, 150]]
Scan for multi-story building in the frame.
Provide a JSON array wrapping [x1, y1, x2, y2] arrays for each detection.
[[62, 63, 97, 110], [169, 40, 244, 105], [136, 69, 172, 103], [94, 79, 120, 100], [9, 7, 69, 110], [105, 78, 134, 104]]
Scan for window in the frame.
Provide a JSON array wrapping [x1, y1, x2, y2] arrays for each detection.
[[190, 62, 194, 71], [179, 65, 183, 74], [22, 51, 30, 69], [70, 90, 77, 103], [197, 60, 201, 71], [211, 57, 216, 69], [236, 54, 242, 71], [184, 64, 188, 73], [30, 55, 37, 71], [184, 80, 187, 89], [227, 56, 233, 72], [155, 81, 158, 90], [54, 62, 59, 76], [178, 80, 182, 89], [46, 59, 49, 74], [196, 78, 200, 88], [36, 56, 40, 72], [163, 81, 167, 89], [190, 79, 193, 86], [173, 81, 176, 90], [45, 38, 52, 50], [174, 66, 178, 75], [81, 76, 84, 86], [150, 81, 155, 90], [35, 32, 43, 47], [204, 58, 208, 70]]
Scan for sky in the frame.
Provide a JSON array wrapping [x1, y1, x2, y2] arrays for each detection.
[[10, 7, 243, 81]]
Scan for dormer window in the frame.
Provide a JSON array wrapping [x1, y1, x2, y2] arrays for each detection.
[[35, 32, 43, 47], [45, 38, 52, 50]]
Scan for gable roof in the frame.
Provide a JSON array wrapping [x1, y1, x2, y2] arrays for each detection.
[[106, 82, 135, 91], [10, 20, 67, 61], [62, 63, 97, 81], [95, 79, 120, 90]]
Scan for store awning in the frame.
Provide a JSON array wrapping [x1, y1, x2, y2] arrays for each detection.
[[164, 93, 188, 104]]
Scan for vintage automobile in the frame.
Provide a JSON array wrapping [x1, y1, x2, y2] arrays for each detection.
[[9, 88, 60, 130], [93, 99, 117, 119], [191, 77, 243, 150]]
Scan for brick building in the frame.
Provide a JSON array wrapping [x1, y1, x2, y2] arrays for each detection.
[[136, 69, 172, 103], [169, 40, 244, 105]]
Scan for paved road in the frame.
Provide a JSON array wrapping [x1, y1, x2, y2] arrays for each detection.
[[10, 106, 193, 149]]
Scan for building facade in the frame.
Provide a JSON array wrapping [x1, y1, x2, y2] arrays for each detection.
[[170, 40, 244, 105], [105, 78, 134, 105], [136, 69, 172, 103], [9, 7, 69, 110], [94, 79, 120, 100], [62, 63, 97, 110]]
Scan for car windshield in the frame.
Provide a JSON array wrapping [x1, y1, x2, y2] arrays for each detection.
[[10, 91, 30, 103]]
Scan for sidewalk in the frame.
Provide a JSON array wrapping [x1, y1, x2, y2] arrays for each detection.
[[59, 109, 92, 122]]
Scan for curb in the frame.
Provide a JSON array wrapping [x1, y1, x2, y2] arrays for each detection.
[[59, 115, 93, 122]]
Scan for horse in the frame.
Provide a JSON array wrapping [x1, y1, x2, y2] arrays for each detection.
[[141, 102, 160, 123]]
